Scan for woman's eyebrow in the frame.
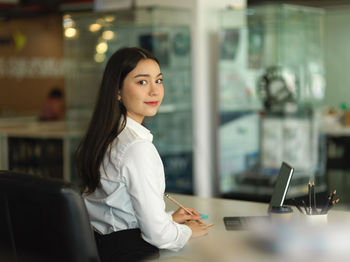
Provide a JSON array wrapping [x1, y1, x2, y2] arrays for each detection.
[[134, 72, 162, 78], [134, 74, 149, 78]]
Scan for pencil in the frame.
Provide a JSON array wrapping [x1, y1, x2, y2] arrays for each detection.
[[206, 224, 214, 228], [164, 193, 194, 215], [330, 190, 336, 203]]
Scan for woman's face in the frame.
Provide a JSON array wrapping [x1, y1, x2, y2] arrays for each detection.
[[120, 59, 164, 124]]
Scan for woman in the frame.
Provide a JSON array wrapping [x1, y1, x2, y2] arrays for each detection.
[[75, 47, 209, 262]]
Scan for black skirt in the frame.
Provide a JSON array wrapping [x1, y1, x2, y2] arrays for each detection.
[[94, 228, 159, 262]]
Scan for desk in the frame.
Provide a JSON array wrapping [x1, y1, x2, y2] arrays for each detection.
[[320, 123, 350, 137], [160, 194, 350, 262]]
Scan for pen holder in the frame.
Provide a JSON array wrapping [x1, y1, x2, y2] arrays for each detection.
[[302, 210, 328, 225], [269, 206, 293, 223]]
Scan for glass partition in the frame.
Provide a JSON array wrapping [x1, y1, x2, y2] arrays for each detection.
[[218, 4, 326, 200], [63, 8, 193, 193]]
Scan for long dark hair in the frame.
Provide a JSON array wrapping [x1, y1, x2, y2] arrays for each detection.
[[75, 47, 159, 194]]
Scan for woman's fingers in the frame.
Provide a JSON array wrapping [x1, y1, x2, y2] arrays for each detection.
[[182, 207, 204, 224], [186, 207, 200, 216]]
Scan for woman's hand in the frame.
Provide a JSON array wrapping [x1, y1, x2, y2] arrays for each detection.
[[172, 207, 203, 224], [185, 221, 209, 239]]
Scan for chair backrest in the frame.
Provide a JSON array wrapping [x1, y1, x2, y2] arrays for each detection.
[[0, 170, 100, 262]]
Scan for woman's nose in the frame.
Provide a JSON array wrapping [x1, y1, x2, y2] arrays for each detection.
[[150, 83, 159, 96]]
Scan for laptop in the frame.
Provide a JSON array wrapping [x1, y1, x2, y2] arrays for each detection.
[[223, 162, 294, 230]]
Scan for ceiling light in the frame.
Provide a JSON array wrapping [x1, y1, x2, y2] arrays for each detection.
[[102, 30, 115, 40], [64, 27, 77, 38], [89, 23, 102, 32], [96, 41, 108, 54]]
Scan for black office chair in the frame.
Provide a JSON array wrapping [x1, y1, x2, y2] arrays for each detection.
[[0, 170, 100, 262]]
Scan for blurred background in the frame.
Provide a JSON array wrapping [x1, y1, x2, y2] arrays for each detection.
[[1, 0, 350, 210]]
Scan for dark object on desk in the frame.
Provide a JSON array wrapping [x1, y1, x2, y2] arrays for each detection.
[[224, 216, 269, 230], [0, 170, 100, 262], [269, 205, 293, 214]]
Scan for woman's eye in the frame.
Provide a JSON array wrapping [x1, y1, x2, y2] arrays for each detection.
[[156, 79, 163, 84], [138, 80, 147, 85]]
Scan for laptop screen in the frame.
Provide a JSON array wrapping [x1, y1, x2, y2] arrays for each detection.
[[268, 162, 294, 211]]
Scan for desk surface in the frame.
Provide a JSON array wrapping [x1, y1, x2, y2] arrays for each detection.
[[320, 123, 350, 137], [160, 194, 350, 262]]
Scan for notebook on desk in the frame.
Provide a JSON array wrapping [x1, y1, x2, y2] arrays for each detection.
[[223, 162, 294, 230]]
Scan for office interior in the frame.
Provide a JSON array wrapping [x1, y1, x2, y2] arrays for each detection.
[[1, 0, 350, 211]]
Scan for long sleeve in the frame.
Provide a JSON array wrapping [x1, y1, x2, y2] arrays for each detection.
[[120, 140, 192, 251]]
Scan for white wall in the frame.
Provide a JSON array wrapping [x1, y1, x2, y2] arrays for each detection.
[[324, 8, 350, 109]]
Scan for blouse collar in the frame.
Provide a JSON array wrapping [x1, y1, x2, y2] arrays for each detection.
[[126, 116, 153, 142]]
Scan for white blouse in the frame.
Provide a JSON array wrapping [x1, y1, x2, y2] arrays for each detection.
[[84, 117, 192, 251]]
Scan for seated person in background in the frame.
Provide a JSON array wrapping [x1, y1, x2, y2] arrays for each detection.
[[39, 87, 64, 121], [75, 47, 209, 262]]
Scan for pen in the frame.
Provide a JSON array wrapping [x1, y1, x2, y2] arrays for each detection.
[[330, 190, 336, 204], [325, 190, 337, 213], [311, 181, 318, 214], [308, 181, 312, 213], [326, 199, 339, 213], [164, 193, 195, 215]]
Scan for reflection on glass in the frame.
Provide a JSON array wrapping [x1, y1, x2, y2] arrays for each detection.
[[218, 4, 325, 199]]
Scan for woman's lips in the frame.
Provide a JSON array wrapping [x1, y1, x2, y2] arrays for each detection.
[[145, 101, 158, 106]]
